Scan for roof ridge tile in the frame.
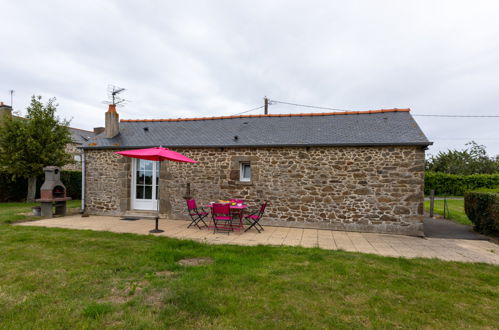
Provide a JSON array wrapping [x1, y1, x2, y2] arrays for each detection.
[[120, 108, 410, 123]]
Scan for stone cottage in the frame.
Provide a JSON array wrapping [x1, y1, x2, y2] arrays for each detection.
[[82, 104, 432, 236]]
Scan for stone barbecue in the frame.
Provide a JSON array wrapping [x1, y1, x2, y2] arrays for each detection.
[[36, 166, 72, 217]]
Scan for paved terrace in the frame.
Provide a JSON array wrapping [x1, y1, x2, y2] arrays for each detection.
[[16, 216, 499, 265]]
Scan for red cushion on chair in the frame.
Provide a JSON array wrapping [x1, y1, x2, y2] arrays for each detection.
[[245, 214, 260, 220]]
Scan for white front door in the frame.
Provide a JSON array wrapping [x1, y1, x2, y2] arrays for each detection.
[[131, 159, 159, 211]]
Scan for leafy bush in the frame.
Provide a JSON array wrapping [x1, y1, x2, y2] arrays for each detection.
[[424, 172, 499, 196], [0, 175, 28, 202], [464, 191, 499, 235], [0, 170, 81, 202], [61, 170, 82, 200]]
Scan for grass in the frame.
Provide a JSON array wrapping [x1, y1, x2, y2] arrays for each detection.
[[424, 199, 472, 226], [0, 224, 498, 328], [0, 200, 80, 224]]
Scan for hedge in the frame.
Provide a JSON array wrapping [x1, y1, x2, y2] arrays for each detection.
[[0, 175, 28, 202], [424, 172, 499, 196], [464, 190, 499, 235], [60, 171, 82, 200], [0, 170, 82, 202]]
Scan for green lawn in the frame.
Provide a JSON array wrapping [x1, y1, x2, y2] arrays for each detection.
[[0, 200, 80, 224], [424, 199, 472, 226], [0, 204, 498, 328]]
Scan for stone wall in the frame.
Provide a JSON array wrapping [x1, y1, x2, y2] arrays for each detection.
[[62, 143, 82, 171], [84, 146, 426, 235], [84, 149, 130, 215]]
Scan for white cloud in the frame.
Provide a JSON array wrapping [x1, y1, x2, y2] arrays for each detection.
[[0, 0, 498, 155]]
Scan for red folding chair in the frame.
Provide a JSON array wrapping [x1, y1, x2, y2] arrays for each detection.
[[244, 202, 267, 233], [186, 199, 208, 229], [211, 203, 233, 234]]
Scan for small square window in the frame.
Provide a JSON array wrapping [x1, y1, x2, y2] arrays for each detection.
[[240, 162, 251, 182], [74, 155, 81, 162]]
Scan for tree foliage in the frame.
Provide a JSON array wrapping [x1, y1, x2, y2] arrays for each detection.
[[0, 96, 72, 200], [425, 141, 499, 175]]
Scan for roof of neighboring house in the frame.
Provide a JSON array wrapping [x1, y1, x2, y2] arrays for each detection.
[[69, 127, 94, 144], [9, 114, 94, 145], [83, 109, 432, 149]]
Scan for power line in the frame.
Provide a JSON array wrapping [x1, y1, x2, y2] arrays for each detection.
[[231, 105, 265, 116], [271, 98, 499, 118], [231, 98, 499, 118], [270, 99, 353, 112]]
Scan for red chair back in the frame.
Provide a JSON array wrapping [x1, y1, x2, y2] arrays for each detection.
[[212, 203, 230, 216], [259, 202, 267, 215], [186, 199, 197, 210]]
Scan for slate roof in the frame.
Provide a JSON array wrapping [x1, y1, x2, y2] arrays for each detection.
[[69, 127, 94, 145], [83, 109, 431, 149], [10, 115, 94, 145]]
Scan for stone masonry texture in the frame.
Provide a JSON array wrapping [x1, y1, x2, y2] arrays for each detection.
[[62, 143, 82, 171], [84, 146, 426, 235]]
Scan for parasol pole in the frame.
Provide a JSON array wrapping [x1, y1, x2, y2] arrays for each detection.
[[150, 145, 163, 233], [158, 145, 161, 216]]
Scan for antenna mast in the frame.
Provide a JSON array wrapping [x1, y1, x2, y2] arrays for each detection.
[[105, 85, 127, 106]]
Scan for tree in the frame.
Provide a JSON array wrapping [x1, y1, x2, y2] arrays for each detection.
[[426, 141, 499, 174], [0, 96, 72, 202]]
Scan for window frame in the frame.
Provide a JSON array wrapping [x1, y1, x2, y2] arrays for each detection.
[[239, 162, 251, 182]]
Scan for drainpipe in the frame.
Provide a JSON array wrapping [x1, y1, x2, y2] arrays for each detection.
[[81, 151, 85, 213]]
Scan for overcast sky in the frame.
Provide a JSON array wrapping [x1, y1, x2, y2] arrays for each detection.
[[1, 0, 498, 156]]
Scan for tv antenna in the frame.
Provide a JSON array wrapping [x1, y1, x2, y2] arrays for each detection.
[[104, 85, 128, 106]]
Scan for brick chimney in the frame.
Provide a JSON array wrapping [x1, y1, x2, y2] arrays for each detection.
[[104, 104, 119, 138], [0, 102, 13, 126]]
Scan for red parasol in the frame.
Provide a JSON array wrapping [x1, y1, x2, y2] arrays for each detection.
[[115, 146, 197, 233]]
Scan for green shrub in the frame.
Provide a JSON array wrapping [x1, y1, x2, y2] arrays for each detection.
[[0, 170, 81, 202], [61, 170, 82, 200], [464, 191, 499, 234], [0, 175, 28, 202], [425, 172, 499, 196], [471, 187, 499, 194]]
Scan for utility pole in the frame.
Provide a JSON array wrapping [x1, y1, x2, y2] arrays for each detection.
[[264, 96, 269, 115]]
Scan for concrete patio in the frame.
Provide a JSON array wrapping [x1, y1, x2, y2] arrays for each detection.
[[16, 215, 499, 265]]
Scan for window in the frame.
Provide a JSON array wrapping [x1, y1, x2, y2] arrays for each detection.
[[240, 162, 251, 182], [74, 154, 81, 163]]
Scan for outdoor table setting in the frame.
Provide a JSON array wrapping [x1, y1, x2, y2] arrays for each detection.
[[205, 199, 249, 231], [186, 198, 266, 234]]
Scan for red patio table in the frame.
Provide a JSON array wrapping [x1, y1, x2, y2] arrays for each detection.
[[205, 203, 248, 231]]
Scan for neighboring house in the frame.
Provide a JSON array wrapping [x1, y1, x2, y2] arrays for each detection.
[[81, 104, 432, 236], [0, 101, 94, 171], [64, 128, 95, 171]]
